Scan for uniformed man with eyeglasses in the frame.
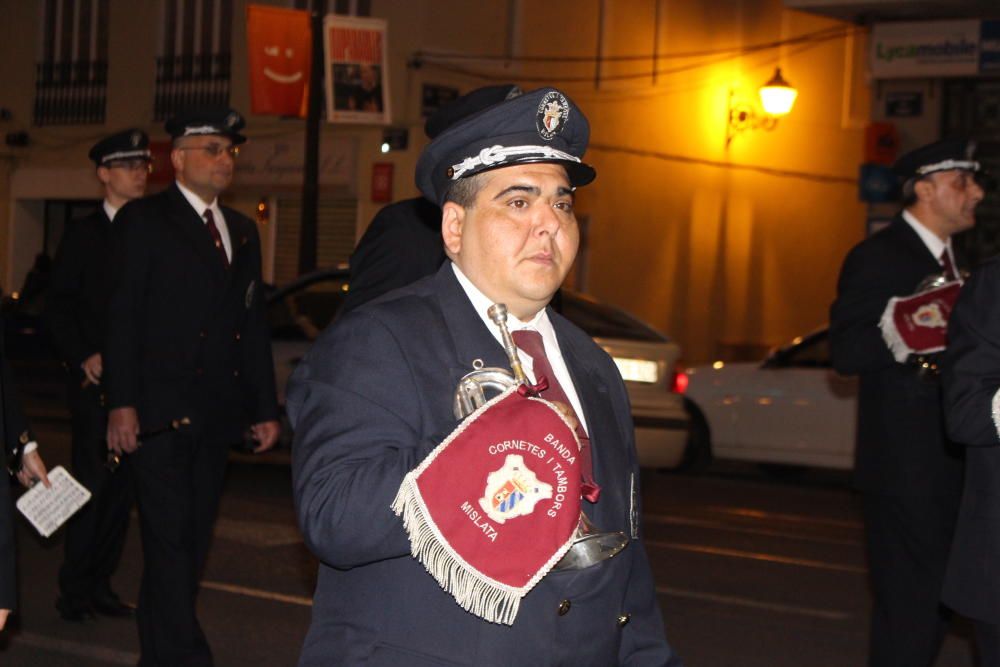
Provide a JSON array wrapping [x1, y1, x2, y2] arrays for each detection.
[[46, 128, 152, 622], [103, 109, 279, 666]]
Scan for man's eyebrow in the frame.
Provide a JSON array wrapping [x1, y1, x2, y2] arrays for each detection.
[[557, 186, 575, 200], [492, 184, 541, 200]]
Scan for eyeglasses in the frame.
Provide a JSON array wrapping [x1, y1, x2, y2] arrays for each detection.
[[178, 144, 240, 159]]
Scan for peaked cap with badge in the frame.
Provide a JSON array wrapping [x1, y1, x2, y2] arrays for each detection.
[[88, 129, 151, 167], [416, 87, 596, 206], [165, 107, 247, 145], [894, 138, 980, 182]]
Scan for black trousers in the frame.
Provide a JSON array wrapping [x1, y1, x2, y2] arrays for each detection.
[[129, 428, 230, 667], [862, 493, 960, 667], [58, 383, 133, 604]]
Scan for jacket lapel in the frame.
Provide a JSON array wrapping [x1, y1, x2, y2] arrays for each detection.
[[166, 184, 227, 282], [433, 264, 511, 386]]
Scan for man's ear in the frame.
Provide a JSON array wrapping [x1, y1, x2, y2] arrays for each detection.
[[442, 201, 465, 256], [170, 148, 184, 172], [913, 177, 934, 203], [96, 166, 111, 187]]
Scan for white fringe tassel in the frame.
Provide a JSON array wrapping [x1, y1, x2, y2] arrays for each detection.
[[392, 477, 521, 625]]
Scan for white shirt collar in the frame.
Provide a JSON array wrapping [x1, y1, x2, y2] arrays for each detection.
[[174, 180, 232, 260], [449, 262, 588, 433], [175, 180, 220, 217], [902, 209, 950, 263], [103, 200, 119, 222]]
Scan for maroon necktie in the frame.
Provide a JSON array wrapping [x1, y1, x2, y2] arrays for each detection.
[[512, 329, 600, 503], [204, 209, 230, 269], [940, 250, 958, 281]]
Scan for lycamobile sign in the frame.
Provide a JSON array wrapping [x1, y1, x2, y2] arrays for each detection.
[[871, 20, 984, 78], [875, 38, 977, 63]]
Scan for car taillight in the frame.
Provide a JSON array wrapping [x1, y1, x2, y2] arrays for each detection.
[[671, 367, 688, 394]]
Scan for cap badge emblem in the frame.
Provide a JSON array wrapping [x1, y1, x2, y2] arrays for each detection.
[[225, 112, 239, 129], [536, 91, 569, 140], [130, 131, 142, 147]]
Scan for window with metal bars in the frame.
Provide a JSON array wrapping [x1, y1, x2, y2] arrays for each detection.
[[291, 0, 370, 16], [154, 0, 234, 121], [34, 0, 109, 126]]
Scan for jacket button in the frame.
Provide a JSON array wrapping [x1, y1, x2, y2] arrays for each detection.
[[558, 599, 571, 616], [617, 613, 631, 628], [233, 370, 240, 377], [234, 332, 241, 341], [199, 330, 207, 339]]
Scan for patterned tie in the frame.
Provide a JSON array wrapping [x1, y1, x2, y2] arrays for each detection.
[[204, 208, 230, 269], [940, 249, 958, 281], [511, 329, 600, 502]]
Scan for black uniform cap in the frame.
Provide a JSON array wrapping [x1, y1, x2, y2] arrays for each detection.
[[165, 107, 247, 145], [88, 129, 151, 166], [894, 138, 979, 181], [416, 87, 596, 206], [424, 84, 523, 139]]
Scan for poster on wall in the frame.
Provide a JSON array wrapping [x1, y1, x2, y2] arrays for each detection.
[[323, 15, 390, 124]]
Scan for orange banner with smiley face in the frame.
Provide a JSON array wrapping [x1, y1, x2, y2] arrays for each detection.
[[247, 5, 311, 117]]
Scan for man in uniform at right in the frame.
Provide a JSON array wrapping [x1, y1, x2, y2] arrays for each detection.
[[46, 128, 151, 622], [830, 139, 984, 666]]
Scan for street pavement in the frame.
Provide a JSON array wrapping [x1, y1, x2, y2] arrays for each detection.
[[0, 371, 979, 666]]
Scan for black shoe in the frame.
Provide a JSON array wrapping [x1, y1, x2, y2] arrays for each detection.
[[56, 596, 95, 622], [90, 591, 135, 617]]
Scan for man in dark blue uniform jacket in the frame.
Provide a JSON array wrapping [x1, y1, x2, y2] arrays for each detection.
[[943, 235, 1000, 664], [104, 109, 279, 666], [830, 139, 984, 667], [47, 128, 151, 621], [288, 87, 681, 666]]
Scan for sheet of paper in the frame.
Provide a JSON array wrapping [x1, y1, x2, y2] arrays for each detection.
[[15, 465, 91, 538]]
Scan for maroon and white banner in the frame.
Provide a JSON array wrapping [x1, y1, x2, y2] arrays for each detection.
[[880, 281, 962, 362], [392, 385, 581, 625]]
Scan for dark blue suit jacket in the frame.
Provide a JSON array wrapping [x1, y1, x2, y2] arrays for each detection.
[[830, 214, 964, 496], [288, 263, 679, 666], [105, 184, 278, 443], [942, 255, 1000, 622]]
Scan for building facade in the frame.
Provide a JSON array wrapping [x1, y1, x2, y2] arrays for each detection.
[[2, 0, 994, 362]]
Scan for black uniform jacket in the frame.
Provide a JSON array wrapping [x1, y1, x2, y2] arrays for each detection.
[[942, 255, 1000, 622], [288, 264, 678, 667], [829, 214, 963, 497], [341, 197, 445, 315], [104, 184, 278, 443], [1, 315, 34, 612], [45, 207, 113, 374]]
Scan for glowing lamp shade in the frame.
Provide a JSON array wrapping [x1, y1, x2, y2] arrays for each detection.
[[758, 68, 798, 117]]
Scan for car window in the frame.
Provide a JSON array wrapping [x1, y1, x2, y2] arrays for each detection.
[[559, 292, 666, 342], [267, 277, 348, 341], [778, 332, 831, 368]]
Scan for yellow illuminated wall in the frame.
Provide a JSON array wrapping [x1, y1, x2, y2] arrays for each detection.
[[504, 0, 870, 362]]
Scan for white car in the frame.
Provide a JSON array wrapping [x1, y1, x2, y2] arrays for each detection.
[[267, 269, 691, 469], [683, 328, 858, 470]]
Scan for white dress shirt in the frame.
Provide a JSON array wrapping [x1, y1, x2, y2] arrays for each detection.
[[902, 209, 956, 274], [451, 262, 589, 435], [175, 180, 232, 261], [103, 200, 120, 222]]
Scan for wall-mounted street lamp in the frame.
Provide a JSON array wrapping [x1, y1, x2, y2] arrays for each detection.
[[726, 67, 798, 147]]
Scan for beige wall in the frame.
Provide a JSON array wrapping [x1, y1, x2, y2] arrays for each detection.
[[504, 0, 870, 361]]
